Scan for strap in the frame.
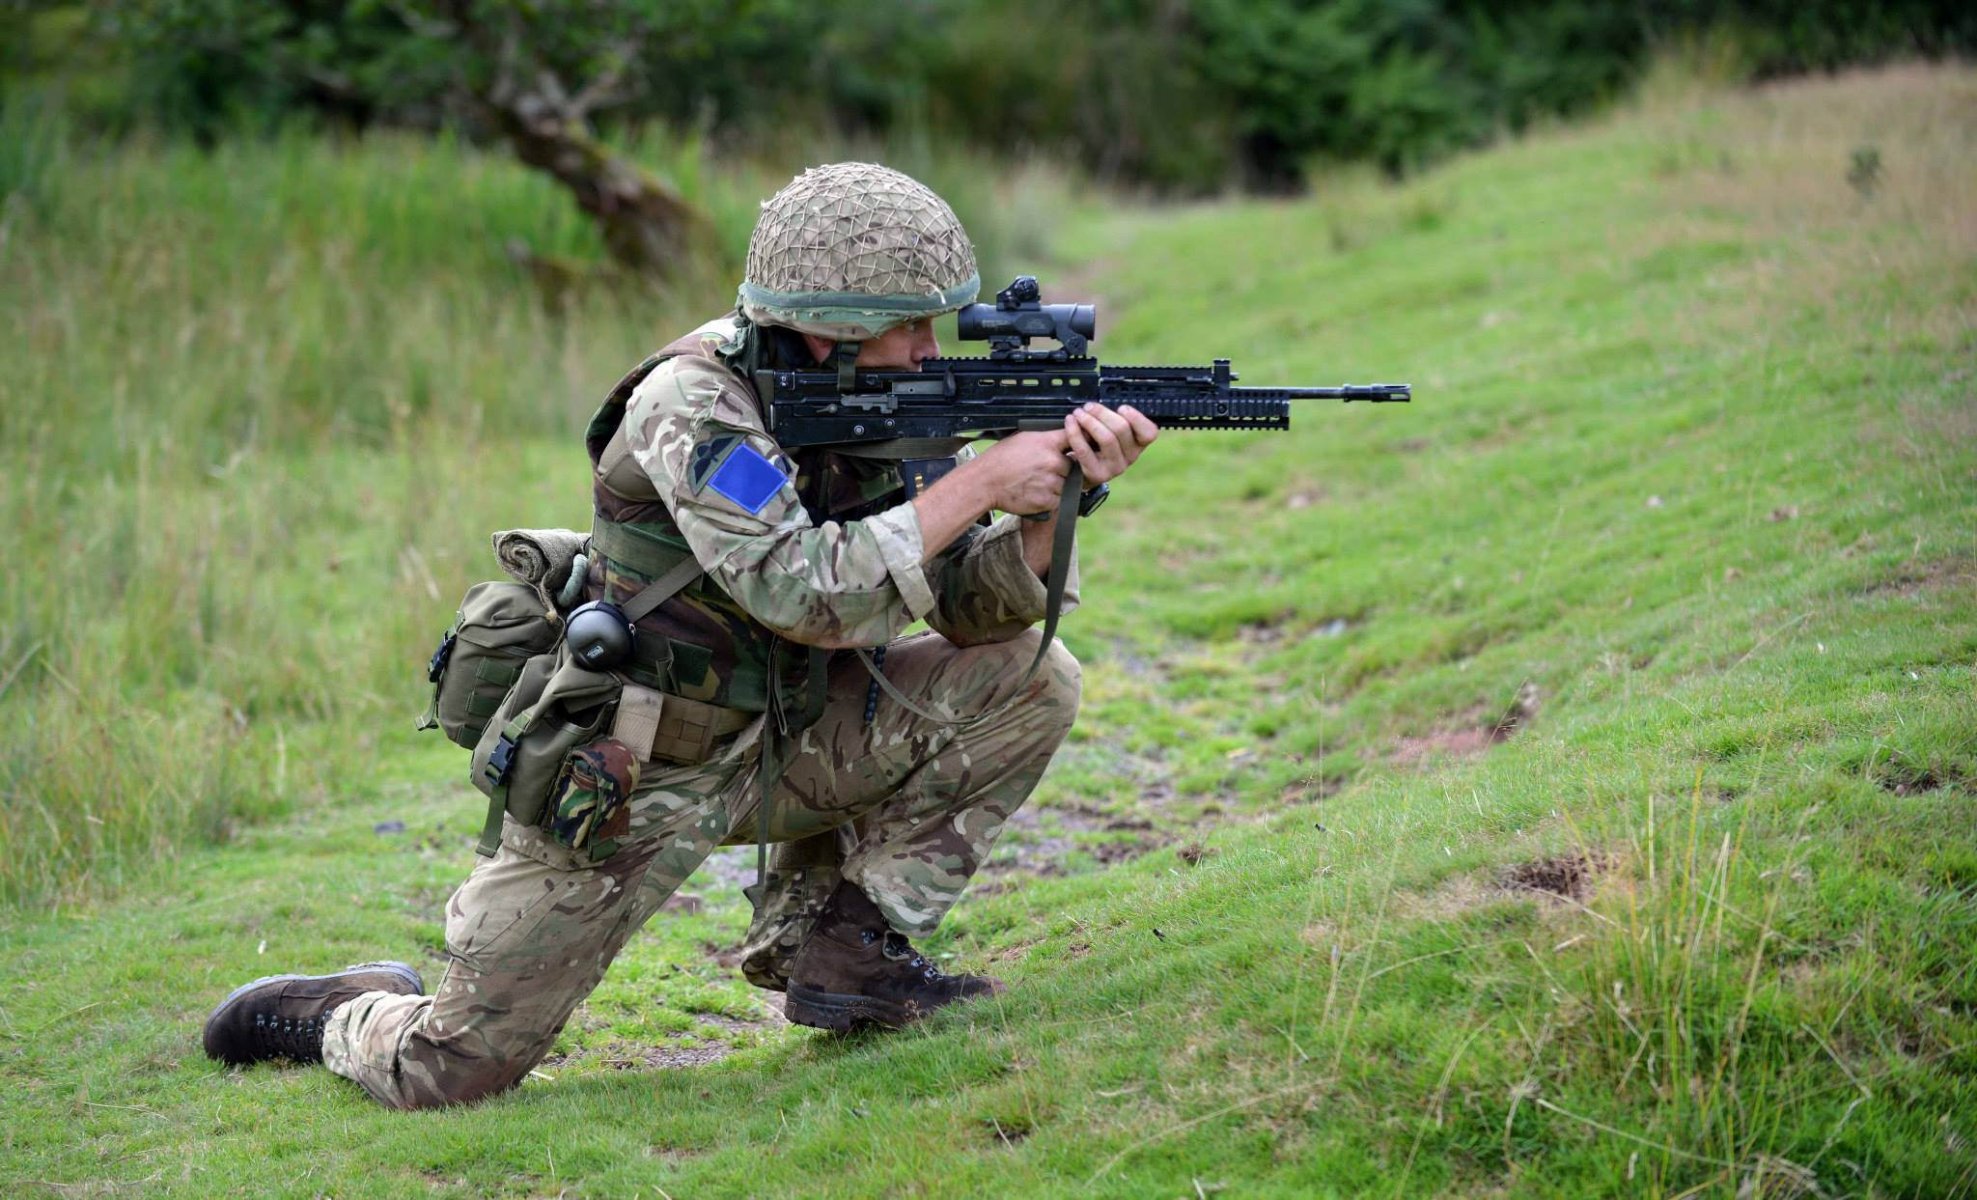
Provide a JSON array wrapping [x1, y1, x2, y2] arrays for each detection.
[[621, 554, 706, 624], [473, 701, 547, 857], [833, 340, 860, 392], [613, 684, 666, 761], [751, 640, 832, 893], [477, 792, 506, 859], [853, 459, 1084, 728]]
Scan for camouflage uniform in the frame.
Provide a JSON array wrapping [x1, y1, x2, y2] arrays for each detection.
[[320, 316, 1082, 1109]]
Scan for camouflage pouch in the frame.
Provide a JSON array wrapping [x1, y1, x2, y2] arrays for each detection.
[[546, 738, 642, 858], [420, 581, 560, 750], [468, 648, 622, 856]]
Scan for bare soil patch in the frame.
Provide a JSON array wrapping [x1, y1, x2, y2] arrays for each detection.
[[1503, 853, 1604, 903], [1391, 682, 1541, 767], [1396, 852, 1609, 920], [985, 1116, 1034, 1147], [1863, 555, 1977, 600], [542, 999, 788, 1075], [987, 799, 1172, 879]]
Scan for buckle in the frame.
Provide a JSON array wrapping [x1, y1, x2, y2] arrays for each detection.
[[484, 734, 518, 786], [426, 630, 457, 683]]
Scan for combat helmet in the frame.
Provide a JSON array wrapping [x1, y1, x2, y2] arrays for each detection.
[[738, 163, 980, 342]]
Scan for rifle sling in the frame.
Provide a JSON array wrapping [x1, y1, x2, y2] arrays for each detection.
[[620, 555, 706, 624]]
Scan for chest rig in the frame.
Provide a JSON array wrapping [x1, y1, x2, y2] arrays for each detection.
[[580, 319, 901, 721]]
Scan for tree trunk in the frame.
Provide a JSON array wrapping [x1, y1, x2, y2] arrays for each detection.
[[481, 97, 707, 281]]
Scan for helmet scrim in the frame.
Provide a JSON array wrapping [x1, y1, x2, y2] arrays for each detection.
[[739, 162, 980, 341]]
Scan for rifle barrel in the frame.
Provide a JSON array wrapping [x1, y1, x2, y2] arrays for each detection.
[[1274, 384, 1412, 402]]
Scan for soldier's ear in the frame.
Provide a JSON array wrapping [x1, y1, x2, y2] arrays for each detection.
[[801, 333, 836, 364]]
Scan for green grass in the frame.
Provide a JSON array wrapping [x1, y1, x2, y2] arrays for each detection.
[[3, 64, 1975, 1196]]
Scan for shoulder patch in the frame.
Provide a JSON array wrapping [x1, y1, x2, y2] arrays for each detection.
[[704, 442, 791, 516], [688, 434, 741, 491]]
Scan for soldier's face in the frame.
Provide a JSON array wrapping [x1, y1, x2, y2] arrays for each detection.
[[802, 319, 940, 371], [859, 318, 940, 370]]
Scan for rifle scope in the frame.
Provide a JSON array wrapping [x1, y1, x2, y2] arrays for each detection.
[[955, 275, 1096, 356]]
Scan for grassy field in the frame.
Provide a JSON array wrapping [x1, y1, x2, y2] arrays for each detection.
[[2, 64, 1974, 1197]]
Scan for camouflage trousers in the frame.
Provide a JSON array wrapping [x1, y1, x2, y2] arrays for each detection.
[[321, 629, 1079, 1109]]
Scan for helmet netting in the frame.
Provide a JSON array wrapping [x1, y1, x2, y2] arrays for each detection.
[[739, 163, 979, 339]]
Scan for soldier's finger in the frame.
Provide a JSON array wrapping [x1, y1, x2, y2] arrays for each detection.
[[1087, 402, 1137, 444], [1118, 405, 1161, 446], [1075, 406, 1123, 459], [1064, 412, 1104, 476]]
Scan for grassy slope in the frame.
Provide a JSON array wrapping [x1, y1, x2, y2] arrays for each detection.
[[3, 66, 1975, 1197]]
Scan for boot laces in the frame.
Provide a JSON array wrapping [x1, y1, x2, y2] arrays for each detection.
[[251, 1010, 328, 1060], [882, 931, 945, 982]]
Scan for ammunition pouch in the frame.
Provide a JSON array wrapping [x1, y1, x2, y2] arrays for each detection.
[[419, 582, 561, 749]]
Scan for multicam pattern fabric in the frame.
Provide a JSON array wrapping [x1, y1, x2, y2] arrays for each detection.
[[318, 323, 1090, 1109], [323, 629, 1080, 1109]]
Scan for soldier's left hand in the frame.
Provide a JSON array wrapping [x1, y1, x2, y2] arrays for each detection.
[[1065, 403, 1159, 485]]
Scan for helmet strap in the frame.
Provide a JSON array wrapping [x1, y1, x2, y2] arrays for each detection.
[[833, 339, 861, 393]]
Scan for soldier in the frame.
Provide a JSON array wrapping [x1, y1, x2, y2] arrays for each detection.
[[202, 163, 1158, 1108]]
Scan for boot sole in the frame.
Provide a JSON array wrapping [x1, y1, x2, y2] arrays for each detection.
[[203, 961, 425, 1063], [784, 984, 918, 1032]]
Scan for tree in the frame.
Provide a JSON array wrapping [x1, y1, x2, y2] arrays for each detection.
[[419, 1, 708, 278], [98, 0, 724, 280]]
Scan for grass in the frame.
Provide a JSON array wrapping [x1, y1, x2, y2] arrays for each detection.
[[2, 63, 1974, 1196]]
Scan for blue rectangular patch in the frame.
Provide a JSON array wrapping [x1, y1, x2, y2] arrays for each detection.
[[706, 443, 789, 515]]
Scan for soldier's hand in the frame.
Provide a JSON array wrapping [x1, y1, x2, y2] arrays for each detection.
[[974, 429, 1074, 515], [1065, 403, 1159, 485]]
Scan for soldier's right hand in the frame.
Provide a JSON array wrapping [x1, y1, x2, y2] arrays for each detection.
[[972, 429, 1074, 515]]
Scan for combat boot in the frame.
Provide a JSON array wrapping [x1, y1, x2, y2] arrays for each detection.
[[783, 882, 1003, 1032], [202, 961, 424, 1065]]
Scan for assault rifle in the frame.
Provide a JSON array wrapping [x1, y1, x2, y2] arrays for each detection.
[[755, 275, 1409, 453], [761, 275, 1409, 724]]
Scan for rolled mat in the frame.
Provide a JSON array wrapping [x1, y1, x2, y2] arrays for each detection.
[[492, 528, 588, 594]]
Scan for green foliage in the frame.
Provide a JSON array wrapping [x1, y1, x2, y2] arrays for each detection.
[[27, 0, 1976, 193]]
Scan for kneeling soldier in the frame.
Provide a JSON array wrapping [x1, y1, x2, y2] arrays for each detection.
[[204, 163, 1159, 1108]]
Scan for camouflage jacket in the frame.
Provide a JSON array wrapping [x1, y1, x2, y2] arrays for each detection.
[[580, 316, 1079, 713]]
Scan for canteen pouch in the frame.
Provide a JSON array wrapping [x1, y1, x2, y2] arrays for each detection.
[[420, 581, 561, 749], [546, 738, 642, 859], [469, 648, 622, 856]]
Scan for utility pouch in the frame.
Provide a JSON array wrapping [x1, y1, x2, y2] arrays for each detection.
[[419, 582, 560, 749], [546, 738, 642, 859], [468, 648, 622, 857]]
